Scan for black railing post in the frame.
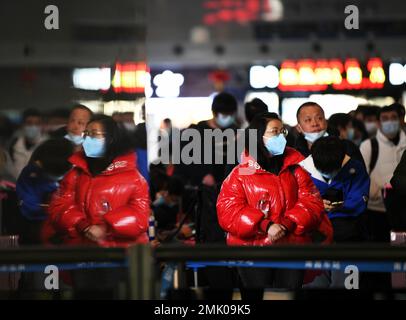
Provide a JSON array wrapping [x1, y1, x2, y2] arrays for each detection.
[[127, 244, 155, 300]]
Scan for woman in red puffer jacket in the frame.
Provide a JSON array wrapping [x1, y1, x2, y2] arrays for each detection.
[[48, 114, 150, 248], [217, 112, 331, 294]]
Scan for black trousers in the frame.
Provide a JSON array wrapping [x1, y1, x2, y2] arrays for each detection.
[[362, 210, 392, 290]]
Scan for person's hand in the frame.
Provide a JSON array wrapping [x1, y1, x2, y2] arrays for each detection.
[[84, 225, 106, 242], [179, 224, 194, 238], [267, 224, 287, 242], [323, 200, 343, 212], [202, 174, 216, 187], [150, 239, 161, 249]]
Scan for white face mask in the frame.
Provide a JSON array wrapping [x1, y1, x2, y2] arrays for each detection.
[[365, 122, 378, 134], [123, 122, 136, 132], [302, 129, 328, 143], [65, 133, 84, 146]]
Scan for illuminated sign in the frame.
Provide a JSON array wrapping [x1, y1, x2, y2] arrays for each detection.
[[389, 63, 406, 85], [112, 62, 149, 94], [278, 58, 385, 91], [73, 68, 111, 91], [250, 65, 279, 89], [153, 70, 185, 98], [203, 0, 283, 25]]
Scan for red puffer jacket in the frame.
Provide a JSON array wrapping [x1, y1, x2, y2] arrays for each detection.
[[217, 147, 329, 246], [48, 151, 150, 247]]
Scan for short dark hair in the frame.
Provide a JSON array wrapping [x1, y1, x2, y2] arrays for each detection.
[[362, 105, 380, 119], [30, 138, 74, 176], [296, 102, 324, 121], [311, 136, 346, 174], [72, 104, 93, 117], [212, 92, 237, 114], [389, 103, 405, 118], [327, 113, 352, 137], [378, 104, 401, 120], [22, 109, 42, 122], [245, 98, 268, 123], [88, 114, 134, 162]]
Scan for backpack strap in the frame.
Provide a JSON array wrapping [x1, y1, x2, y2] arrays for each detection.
[[369, 138, 379, 173]]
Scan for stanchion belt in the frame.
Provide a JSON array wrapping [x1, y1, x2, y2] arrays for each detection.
[[1, 260, 406, 273], [186, 261, 406, 273], [0, 261, 127, 272]]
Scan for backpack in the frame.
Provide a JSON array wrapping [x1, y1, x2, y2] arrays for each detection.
[[369, 138, 379, 173]]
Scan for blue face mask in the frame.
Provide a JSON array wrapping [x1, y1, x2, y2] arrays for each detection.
[[381, 120, 400, 136], [303, 130, 327, 143], [347, 128, 355, 141], [215, 114, 235, 128], [263, 134, 287, 156], [83, 136, 106, 158], [65, 133, 84, 146], [24, 125, 41, 141]]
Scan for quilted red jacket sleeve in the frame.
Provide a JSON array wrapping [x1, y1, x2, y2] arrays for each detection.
[[217, 169, 266, 238], [48, 169, 89, 237], [284, 165, 324, 235], [103, 172, 150, 239]]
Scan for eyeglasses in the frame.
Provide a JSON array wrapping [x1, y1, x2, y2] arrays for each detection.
[[83, 130, 106, 138], [264, 127, 288, 138]]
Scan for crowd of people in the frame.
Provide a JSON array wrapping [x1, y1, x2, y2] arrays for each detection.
[[1, 94, 406, 298]]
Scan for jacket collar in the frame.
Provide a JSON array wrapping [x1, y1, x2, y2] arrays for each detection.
[[240, 147, 305, 174], [376, 129, 406, 148], [69, 151, 137, 176]]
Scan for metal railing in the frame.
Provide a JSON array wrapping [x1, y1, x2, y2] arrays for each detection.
[[0, 243, 406, 299]]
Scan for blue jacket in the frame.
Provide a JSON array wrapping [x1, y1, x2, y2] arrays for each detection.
[[16, 163, 59, 221], [300, 156, 370, 219]]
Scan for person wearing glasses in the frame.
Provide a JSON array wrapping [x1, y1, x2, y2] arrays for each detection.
[[48, 114, 150, 247], [216, 112, 328, 299]]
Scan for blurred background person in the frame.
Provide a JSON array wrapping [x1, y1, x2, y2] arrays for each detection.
[[351, 118, 369, 147], [360, 104, 406, 243], [16, 139, 74, 245], [50, 104, 93, 151], [8, 109, 47, 179], [327, 113, 364, 164]]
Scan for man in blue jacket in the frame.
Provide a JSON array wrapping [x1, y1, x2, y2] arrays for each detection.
[[16, 138, 73, 245], [300, 136, 370, 242]]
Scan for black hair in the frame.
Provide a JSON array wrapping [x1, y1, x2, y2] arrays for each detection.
[[327, 113, 352, 137], [86, 114, 134, 175], [352, 118, 368, 141], [311, 136, 346, 174], [360, 105, 380, 118], [245, 112, 284, 175], [244, 98, 268, 123], [389, 103, 405, 118], [30, 138, 74, 176], [22, 109, 42, 122], [296, 102, 324, 121], [378, 104, 401, 120], [163, 118, 171, 124], [211, 92, 237, 114], [72, 104, 93, 117]]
